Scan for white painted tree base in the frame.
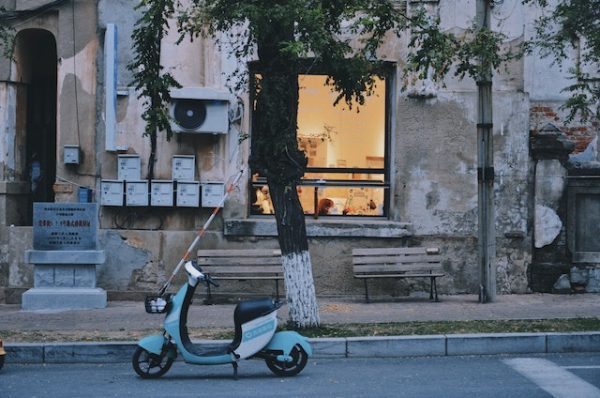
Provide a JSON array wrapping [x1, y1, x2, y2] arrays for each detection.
[[282, 250, 320, 328]]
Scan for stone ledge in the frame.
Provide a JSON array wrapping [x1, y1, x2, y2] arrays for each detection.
[[5, 333, 600, 364], [446, 333, 546, 356], [26, 250, 106, 264], [225, 218, 412, 238], [21, 287, 107, 310], [546, 332, 600, 353], [347, 335, 446, 358], [309, 337, 347, 358]]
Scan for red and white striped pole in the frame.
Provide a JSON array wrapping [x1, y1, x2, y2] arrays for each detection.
[[158, 169, 245, 295]]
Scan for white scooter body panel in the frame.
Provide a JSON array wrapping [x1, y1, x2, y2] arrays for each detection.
[[234, 310, 278, 359]]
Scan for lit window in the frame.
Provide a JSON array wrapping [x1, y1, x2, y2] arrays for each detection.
[[251, 73, 390, 217]]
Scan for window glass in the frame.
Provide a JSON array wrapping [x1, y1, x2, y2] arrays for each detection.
[[297, 75, 385, 169], [250, 73, 389, 218]]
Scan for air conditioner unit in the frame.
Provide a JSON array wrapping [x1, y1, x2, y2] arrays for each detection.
[[169, 87, 232, 134]]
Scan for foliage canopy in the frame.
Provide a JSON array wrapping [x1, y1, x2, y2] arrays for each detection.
[[524, 0, 600, 122]]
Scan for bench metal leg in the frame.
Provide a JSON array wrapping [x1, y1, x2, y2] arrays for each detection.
[[432, 277, 439, 302], [363, 279, 370, 303], [429, 277, 434, 300], [204, 277, 214, 305]]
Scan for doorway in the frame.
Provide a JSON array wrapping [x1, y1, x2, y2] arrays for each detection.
[[14, 29, 57, 223]]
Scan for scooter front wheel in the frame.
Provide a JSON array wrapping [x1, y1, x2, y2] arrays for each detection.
[[265, 345, 308, 377], [132, 346, 174, 379]]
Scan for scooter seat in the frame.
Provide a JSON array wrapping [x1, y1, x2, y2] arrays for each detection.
[[234, 298, 279, 327], [228, 298, 279, 354]]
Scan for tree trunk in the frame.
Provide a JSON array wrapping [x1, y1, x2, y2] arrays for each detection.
[[250, 24, 320, 328], [269, 181, 320, 328]]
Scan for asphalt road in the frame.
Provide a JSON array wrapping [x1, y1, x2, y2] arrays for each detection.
[[1, 354, 600, 398]]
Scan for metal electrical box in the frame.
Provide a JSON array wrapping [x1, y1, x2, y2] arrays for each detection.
[[63, 145, 81, 165], [176, 181, 200, 207], [118, 155, 141, 181], [172, 155, 196, 180], [151, 180, 174, 207], [100, 180, 124, 206], [201, 182, 225, 208], [126, 181, 148, 206]]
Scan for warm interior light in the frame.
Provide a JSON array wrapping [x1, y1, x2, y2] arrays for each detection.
[[297, 75, 385, 169]]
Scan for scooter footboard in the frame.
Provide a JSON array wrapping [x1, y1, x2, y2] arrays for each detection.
[[265, 331, 312, 357], [138, 334, 176, 358]]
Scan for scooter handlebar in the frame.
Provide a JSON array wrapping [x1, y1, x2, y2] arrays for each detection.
[[184, 260, 219, 287], [204, 274, 220, 288]]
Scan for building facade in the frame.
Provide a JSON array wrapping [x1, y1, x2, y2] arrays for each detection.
[[0, 0, 598, 303]]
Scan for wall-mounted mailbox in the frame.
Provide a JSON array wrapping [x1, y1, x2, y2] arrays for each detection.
[[126, 180, 148, 206], [172, 155, 196, 181], [100, 180, 124, 206], [63, 145, 81, 165], [151, 180, 174, 207], [201, 182, 225, 208], [176, 181, 200, 207], [118, 155, 141, 181]]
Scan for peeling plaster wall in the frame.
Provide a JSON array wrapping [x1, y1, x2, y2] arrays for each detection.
[[54, 0, 99, 201], [396, 94, 478, 235], [96, 0, 231, 232], [5, 227, 33, 288]]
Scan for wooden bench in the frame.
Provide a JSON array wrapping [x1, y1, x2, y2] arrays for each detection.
[[353, 247, 444, 303], [197, 249, 283, 302]]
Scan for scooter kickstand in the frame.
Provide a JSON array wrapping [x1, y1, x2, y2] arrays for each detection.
[[232, 361, 238, 380]]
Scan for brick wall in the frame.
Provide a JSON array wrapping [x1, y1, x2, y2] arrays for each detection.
[[530, 103, 599, 153]]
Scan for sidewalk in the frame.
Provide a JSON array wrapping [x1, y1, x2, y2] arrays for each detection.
[[2, 293, 600, 333], [2, 293, 600, 363]]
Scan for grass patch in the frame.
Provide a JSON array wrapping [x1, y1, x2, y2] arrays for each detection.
[[290, 318, 600, 338], [2, 318, 600, 343]]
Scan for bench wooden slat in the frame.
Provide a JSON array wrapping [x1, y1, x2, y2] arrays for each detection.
[[352, 247, 439, 256], [354, 273, 445, 279], [211, 276, 283, 280], [198, 257, 282, 266], [354, 264, 444, 273], [352, 255, 442, 265], [196, 249, 284, 302], [198, 249, 281, 257], [203, 266, 282, 274], [352, 246, 444, 302]]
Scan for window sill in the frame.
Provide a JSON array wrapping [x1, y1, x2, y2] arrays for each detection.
[[224, 218, 412, 238]]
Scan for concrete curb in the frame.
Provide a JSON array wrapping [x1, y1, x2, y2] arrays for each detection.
[[5, 332, 600, 364]]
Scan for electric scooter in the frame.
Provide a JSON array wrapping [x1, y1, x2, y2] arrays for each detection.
[[132, 260, 312, 379]]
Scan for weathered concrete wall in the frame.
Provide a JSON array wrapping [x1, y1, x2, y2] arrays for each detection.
[[0, 1, 99, 204], [4, 0, 591, 301], [53, 0, 99, 201], [95, 0, 231, 230]]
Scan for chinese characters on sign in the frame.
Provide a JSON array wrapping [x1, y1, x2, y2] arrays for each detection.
[[33, 203, 98, 250]]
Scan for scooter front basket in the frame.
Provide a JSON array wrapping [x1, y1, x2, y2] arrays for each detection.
[[144, 294, 172, 314]]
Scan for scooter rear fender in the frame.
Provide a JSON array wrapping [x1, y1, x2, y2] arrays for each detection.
[[138, 334, 176, 358], [265, 331, 312, 357]]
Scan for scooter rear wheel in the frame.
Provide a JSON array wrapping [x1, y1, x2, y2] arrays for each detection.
[[132, 346, 174, 379], [265, 345, 308, 377]]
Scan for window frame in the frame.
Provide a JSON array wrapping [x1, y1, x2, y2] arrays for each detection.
[[248, 61, 394, 219]]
